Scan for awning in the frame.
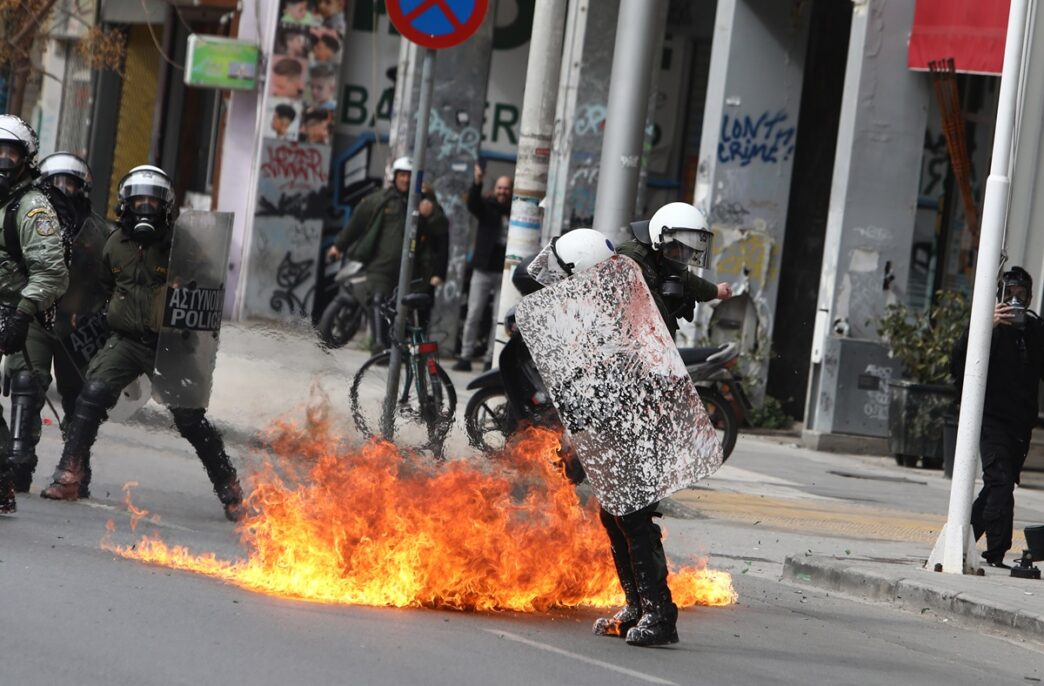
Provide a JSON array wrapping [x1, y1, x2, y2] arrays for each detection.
[[908, 0, 1010, 75]]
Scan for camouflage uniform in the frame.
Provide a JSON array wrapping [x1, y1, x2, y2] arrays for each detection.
[[0, 182, 70, 509], [7, 212, 112, 492]]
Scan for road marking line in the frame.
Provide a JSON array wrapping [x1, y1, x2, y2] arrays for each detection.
[[78, 501, 200, 533], [483, 629, 678, 685]]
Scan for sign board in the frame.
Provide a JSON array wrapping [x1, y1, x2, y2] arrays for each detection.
[[184, 34, 259, 90], [386, 0, 489, 50]]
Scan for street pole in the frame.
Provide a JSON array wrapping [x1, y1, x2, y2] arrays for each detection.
[[592, 0, 667, 247], [492, 0, 568, 358], [927, 0, 1031, 574], [382, 47, 436, 441]]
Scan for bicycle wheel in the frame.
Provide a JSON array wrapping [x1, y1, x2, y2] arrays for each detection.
[[696, 385, 738, 462], [350, 351, 456, 453], [464, 386, 512, 453]]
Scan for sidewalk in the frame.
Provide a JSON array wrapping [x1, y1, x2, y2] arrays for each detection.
[[106, 321, 1044, 646]]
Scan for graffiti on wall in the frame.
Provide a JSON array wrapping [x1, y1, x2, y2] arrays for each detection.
[[257, 140, 330, 219], [717, 110, 796, 167], [429, 109, 483, 161]]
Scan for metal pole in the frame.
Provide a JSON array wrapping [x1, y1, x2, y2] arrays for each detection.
[[927, 0, 1031, 574], [382, 47, 436, 441], [592, 0, 667, 246], [492, 0, 569, 358]]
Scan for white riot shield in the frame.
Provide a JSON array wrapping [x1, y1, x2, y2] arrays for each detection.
[[515, 256, 723, 516], [152, 211, 233, 409]]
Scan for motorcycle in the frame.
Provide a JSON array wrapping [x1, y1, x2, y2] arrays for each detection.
[[464, 315, 744, 463], [317, 260, 368, 349]]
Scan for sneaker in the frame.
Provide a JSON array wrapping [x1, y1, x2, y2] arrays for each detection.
[[451, 358, 472, 372]]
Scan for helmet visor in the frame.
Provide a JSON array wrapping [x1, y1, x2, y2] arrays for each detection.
[[47, 173, 86, 197], [661, 240, 698, 267], [0, 141, 25, 170], [118, 178, 174, 206]]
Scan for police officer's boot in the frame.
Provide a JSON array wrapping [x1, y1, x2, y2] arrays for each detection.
[[171, 408, 244, 522], [624, 537, 679, 647], [1, 458, 15, 514], [10, 370, 43, 492], [0, 419, 14, 513], [41, 381, 113, 501], [593, 543, 643, 637]]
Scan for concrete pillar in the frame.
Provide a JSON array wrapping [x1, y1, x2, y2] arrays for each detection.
[[222, 1, 277, 319], [691, 0, 810, 390], [544, 0, 616, 239], [388, 15, 496, 352], [803, 0, 930, 444]]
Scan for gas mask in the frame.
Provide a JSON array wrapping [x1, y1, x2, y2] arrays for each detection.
[[120, 197, 169, 244], [0, 161, 22, 202]]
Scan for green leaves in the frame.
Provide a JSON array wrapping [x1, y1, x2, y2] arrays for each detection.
[[877, 290, 970, 385]]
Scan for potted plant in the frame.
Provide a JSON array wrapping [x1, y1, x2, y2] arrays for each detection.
[[876, 290, 969, 468]]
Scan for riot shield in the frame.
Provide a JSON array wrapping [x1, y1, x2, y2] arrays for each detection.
[[152, 211, 233, 409], [54, 214, 113, 369], [515, 256, 723, 516]]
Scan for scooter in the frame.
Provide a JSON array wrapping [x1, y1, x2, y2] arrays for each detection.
[[465, 315, 743, 463], [317, 260, 368, 349]]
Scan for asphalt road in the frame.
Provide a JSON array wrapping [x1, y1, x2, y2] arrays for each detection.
[[4, 424, 1043, 685]]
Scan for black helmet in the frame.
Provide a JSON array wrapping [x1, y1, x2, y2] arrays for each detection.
[[115, 165, 175, 243]]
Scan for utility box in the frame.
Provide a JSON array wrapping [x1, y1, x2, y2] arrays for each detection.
[[806, 337, 897, 438]]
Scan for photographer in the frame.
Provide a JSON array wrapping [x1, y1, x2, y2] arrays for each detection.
[[951, 266, 1044, 568]]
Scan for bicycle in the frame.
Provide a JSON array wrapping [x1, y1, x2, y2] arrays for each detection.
[[349, 290, 456, 457]]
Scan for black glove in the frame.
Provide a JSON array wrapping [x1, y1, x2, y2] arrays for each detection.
[[0, 309, 32, 355]]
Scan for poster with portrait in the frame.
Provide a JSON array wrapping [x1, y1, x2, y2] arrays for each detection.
[[247, 0, 345, 322]]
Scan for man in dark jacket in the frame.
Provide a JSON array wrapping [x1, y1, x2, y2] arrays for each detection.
[[951, 266, 1044, 567], [453, 162, 512, 371], [327, 157, 448, 353], [40, 165, 243, 522]]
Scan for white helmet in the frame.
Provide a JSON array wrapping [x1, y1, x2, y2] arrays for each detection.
[[0, 115, 40, 193], [648, 202, 712, 269], [527, 228, 616, 286], [391, 156, 413, 173], [116, 164, 176, 242], [39, 152, 93, 196]]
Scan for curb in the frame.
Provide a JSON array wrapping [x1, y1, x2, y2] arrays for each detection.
[[782, 555, 1044, 642]]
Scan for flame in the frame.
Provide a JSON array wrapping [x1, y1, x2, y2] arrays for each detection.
[[102, 418, 735, 612]]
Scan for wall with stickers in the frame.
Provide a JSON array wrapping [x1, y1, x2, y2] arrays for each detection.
[[240, 0, 344, 323]]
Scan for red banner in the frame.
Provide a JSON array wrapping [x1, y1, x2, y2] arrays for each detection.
[[908, 0, 1010, 75]]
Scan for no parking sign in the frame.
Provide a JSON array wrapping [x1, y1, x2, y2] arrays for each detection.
[[386, 0, 489, 49]]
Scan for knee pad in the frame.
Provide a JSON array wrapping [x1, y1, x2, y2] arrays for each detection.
[[79, 380, 120, 413], [10, 370, 42, 404]]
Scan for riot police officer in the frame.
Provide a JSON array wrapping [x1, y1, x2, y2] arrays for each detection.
[[7, 152, 112, 495], [0, 115, 70, 515], [594, 203, 731, 647], [41, 165, 243, 521]]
